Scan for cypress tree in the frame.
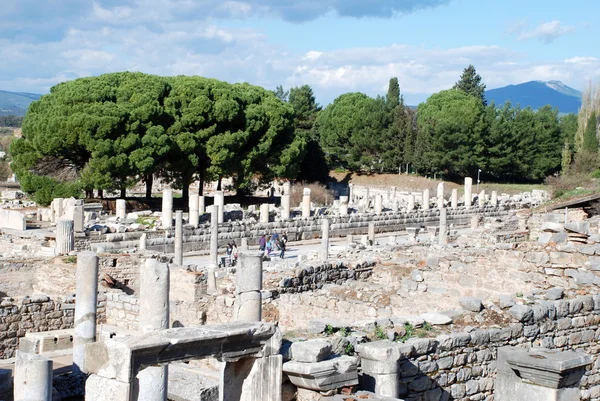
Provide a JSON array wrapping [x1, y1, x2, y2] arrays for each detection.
[[582, 111, 598, 153]]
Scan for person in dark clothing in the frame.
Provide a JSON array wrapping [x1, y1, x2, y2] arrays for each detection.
[[278, 238, 286, 259], [272, 232, 280, 250], [259, 235, 266, 251]]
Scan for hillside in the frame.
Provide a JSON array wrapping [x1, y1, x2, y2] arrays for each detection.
[[0, 90, 41, 116], [485, 81, 581, 114]]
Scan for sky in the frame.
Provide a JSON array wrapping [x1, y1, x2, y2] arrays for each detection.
[[1, 0, 599, 105]]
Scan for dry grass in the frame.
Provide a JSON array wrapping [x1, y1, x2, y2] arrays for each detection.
[[289, 181, 335, 207]]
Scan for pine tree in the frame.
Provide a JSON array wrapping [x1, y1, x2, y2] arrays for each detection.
[[453, 65, 487, 106], [273, 85, 289, 102], [582, 111, 598, 153], [386, 77, 400, 110]]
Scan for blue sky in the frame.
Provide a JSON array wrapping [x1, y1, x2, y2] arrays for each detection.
[[1, 0, 599, 105]]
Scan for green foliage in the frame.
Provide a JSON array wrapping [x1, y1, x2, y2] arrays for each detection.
[[344, 343, 355, 355], [386, 78, 400, 110], [19, 173, 81, 206], [454, 64, 486, 105], [339, 327, 349, 337], [325, 324, 334, 335], [0, 115, 24, 127], [582, 111, 598, 153], [399, 324, 415, 343], [374, 326, 387, 340], [11, 72, 304, 201], [64, 256, 77, 264]]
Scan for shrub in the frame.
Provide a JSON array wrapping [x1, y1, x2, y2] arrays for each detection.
[[19, 173, 82, 206], [544, 173, 594, 199], [289, 181, 335, 207]]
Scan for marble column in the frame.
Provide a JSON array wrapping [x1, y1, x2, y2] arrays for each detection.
[[491, 191, 498, 207], [439, 208, 448, 245], [260, 203, 270, 223], [213, 191, 225, 224], [14, 352, 53, 401], [451, 189, 458, 209], [348, 184, 354, 203], [161, 189, 173, 228], [374, 194, 383, 214], [56, 218, 74, 255], [464, 177, 473, 209], [189, 194, 200, 227], [73, 205, 84, 232], [116, 199, 126, 220], [407, 195, 415, 211], [422, 189, 430, 210], [139, 233, 147, 251], [175, 211, 183, 266], [478, 190, 486, 208], [302, 188, 311, 218], [339, 196, 349, 216], [368, 223, 375, 246], [437, 182, 445, 209], [73, 251, 99, 374], [281, 194, 291, 220], [208, 205, 218, 294], [138, 259, 170, 401], [321, 219, 330, 261], [233, 253, 262, 322]]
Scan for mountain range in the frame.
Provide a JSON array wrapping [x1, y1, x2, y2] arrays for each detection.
[[484, 80, 582, 114], [0, 80, 584, 117], [0, 90, 41, 116]]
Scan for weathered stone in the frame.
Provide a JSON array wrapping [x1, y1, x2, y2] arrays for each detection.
[[508, 304, 533, 323], [459, 296, 483, 312], [291, 339, 332, 363], [283, 355, 358, 392], [546, 288, 564, 300]]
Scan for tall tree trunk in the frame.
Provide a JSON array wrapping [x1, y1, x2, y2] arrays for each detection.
[[182, 184, 189, 202], [85, 189, 93, 199], [98, 189, 104, 199], [120, 188, 126, 198], [198, 172, 204, 196], [145, 174, 153, 200], [217, 176, 222, 191]]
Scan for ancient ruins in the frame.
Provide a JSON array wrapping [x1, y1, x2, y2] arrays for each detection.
[[1, 178, 600, 401]]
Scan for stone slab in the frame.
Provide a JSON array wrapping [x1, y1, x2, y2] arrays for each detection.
[[355, 341, 413, 361], [291, 340, 332, 363], [0, 209, 26, 230], [283, 355, 358, 391]]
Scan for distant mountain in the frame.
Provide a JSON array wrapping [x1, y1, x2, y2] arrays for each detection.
[[485, 81, 582, 114], [0, 90, 41, 116]]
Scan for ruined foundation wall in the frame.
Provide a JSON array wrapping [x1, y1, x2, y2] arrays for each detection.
[[0, 294, 106, 359], [396, 295, 600, 400]]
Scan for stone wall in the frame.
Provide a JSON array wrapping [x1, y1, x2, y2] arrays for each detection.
[[391, 294, 600, 400], [0, 293, 106, 359], [105, 292, 139, 330], [98, 254, 144, 293], [87, 205, 514, 252], [271, 261, 375, 295]]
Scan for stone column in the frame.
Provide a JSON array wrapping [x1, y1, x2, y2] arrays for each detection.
[[208, 205, 218, 294], [437, 182, 445, 209], [478, 190, 486, 208], [53, 198, 64, 222], [139, 233, 147, 251], [73, 205, 84, 232], [72, 251, 99, 374], [161, 189, 173, 228], [302, 188, 311, 218], [14, 351, 53, 401], [339, 196, 349, 216], [392, 200, 399, 213], [368, 223, 375, 246], [374, 194, 383, 214], [422, 189, 430, 210], [199, 195, 206, 215], [464, 177, 473, 209], [138, 259, 170, 401], [241, 238, 249, 251], [348, 184, 354, 203], [175, 211, 183, 266], [116, 199, 126, 219], [189, 194, 200, 227], [491, 191, 498, 207], [321, 219, 330, 261], [282, 181, 292, 195], [451, 189, 458, 209], [439, 208, 448, 245], [390, 186, 396, 201], [356, 341, 407, 398], [233, 253, 262, 322], [260, 203, 270, 223], [347, 234, 354, 246], [407, 195, 415, 211], [281, 194, 291, 220], [214, 191, 225, 224], [56, 218, 74, 255]]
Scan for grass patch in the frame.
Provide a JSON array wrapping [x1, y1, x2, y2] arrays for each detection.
[[478, 183, 550, 195], [136, 216, 157, 227], [63, 256, 77, 264]]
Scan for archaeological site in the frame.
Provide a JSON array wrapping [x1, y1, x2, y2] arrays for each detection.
[[1, 177, 599, 401]]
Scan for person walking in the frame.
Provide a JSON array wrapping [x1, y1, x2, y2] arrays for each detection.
[[278, 237, 286, 259], [259, 235, 266, 251]]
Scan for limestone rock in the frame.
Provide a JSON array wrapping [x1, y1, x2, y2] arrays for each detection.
[[508, 304, 533, 322], [498, 295, 515, 309], [545, 288, 564, 301], [459, 297, 483, 312], [291, 339, 333, 363], [420, 312, 452, 325]]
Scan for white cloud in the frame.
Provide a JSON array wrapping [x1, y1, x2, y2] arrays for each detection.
[[565, 57, 598, 64], [517, 20, 574, 44]]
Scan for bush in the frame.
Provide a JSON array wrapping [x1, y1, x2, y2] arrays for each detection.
[[19, 173, 82, 206], [289, 181, 335, 207], [544, 173, 594, 199]]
